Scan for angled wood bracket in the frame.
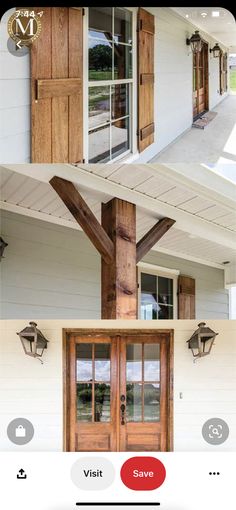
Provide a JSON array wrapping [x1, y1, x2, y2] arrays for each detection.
[[136, 217, 176, 263], [50, 176, 114, 264]]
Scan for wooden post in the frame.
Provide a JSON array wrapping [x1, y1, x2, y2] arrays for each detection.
[[101, 198, 137, 319]]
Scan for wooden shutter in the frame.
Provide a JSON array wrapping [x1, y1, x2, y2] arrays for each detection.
[[178, 275, 195, 319], [137, 8, 155, 152], [31, 7, 83, 163]]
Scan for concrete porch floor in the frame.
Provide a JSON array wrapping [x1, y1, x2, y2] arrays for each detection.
[[151, 95, 236, 164]]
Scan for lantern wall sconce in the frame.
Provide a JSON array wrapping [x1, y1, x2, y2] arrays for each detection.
[[0, 236, 8, 260], [186, 31, 203, 53], [187, 322, 218, 360], [17, 322, 49, 363], [210, 43, 221, 58]]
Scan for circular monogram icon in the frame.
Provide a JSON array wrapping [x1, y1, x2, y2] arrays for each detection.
[[202, 418, 229, 445], [7, 10, 42, 49]]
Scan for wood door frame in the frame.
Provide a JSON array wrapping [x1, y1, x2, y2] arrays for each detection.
[[63, 328, 174, 452], [193, 40, 209, 119]]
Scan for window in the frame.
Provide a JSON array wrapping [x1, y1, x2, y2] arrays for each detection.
[[140, 270, 177, 320], [88, 7, 133, 163]]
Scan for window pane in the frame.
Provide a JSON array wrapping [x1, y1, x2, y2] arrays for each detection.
[[158, 305, 173, 320], [114, 44, 132, 79], [141, 273, 158, 320], [89, 87, 110, 129], [89, 39, 112, 81], [158, 276, 173, 305], [126, 383, 142, 422], [95, 383, 110, 422], [114, 8, 132, 44], [76, 344, 92, 381], [126, 344, 142, 381], [95, 344, 110, 381], [111, 118, 129, 159], [89, 7, 112, 42], [111, 84, 129, 120], [144, 344, 160, 381], [89, 125, 110, 163], [144, 383, 160, 422], [77, 383, 92, 422]]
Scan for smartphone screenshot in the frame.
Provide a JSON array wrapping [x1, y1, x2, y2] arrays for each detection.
[[0, 4, 236, 510]]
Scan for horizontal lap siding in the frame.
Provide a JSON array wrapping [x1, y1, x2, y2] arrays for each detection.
[[0, 10, 30, 163]]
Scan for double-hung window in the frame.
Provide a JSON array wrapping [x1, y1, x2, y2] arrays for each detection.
[[88, 7, 133, 163], [139, 268, 178, 320]]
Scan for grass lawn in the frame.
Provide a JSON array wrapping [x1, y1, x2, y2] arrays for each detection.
[[230, 70, 236, 92]]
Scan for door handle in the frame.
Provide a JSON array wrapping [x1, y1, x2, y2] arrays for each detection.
[[120, 403, 126, 425]]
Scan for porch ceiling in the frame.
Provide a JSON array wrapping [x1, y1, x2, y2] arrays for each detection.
[[172, 7, 236, 50], [1, 163, 236, 268]]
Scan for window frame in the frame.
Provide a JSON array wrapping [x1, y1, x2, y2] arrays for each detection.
[[137, 263, 179, 320], [83, 7, 137, 164]]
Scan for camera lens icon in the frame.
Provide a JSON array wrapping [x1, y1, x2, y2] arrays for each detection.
[[202, 418, 229, 445]]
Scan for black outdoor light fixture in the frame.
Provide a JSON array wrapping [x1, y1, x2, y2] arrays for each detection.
[[17, 322, 49, 363], [0, 237, 8, 259], [186, 30, 203, 53], [210, 43, 221, 58], [187, 322, 218, 360]]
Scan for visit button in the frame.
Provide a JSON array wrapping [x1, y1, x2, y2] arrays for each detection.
[[120, 456, 166, 491]]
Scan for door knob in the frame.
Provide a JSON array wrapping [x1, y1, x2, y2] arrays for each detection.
[[120, 403, 126, 425], [120, 394, 126, 402]]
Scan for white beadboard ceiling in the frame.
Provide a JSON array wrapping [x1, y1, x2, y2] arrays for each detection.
[[0, 164, 236, 268]]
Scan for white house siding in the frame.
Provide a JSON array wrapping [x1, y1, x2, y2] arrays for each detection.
[[0, 319, 235, 452], [0, 7, 229, 164], [0, 210, 229, 319], [0, 9, 31, 163]]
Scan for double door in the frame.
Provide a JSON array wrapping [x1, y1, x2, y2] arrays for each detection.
[[66, 331, 172, 452], [193, 43, 209, 118]]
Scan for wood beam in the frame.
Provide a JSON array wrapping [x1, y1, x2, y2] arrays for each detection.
[[136, 217, 176, 263], [50, 176, 114, 264], [101, 198, 137, 320]]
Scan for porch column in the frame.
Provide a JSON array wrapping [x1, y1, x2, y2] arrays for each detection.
[[101, 198, 137, 319]]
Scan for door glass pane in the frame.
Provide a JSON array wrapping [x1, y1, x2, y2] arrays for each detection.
[[77, 383, 92, 421], [111, 84, 129, 120], [89, 125, 110, 163], [89, 7, 112, 41], [126, 344, 142, 381], [158, 277, 173, 305], [126, 383, 142, 422], [89, 86, 110, 129], [144, 383, 160, 422], [114, 44, 132, 79], [95, 344, 110, 381], [114, 8, 132, 44], [89, 39, 112, 81], [141, 273, 157, 320], [144, 343, 160, 381], [95, 383, 110, 422], [76, 344, 92, 381], [111, 118, 129, 159]]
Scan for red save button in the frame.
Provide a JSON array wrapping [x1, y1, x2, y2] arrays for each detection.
[[120, 456, 166, 491]]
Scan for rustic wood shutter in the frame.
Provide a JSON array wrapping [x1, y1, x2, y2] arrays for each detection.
[[137, 8, 155, 152], [178, 275, 195, 319], [31, 7, 83, 163]]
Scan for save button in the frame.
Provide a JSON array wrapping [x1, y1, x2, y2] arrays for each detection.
[[120, 457, 166, 490]]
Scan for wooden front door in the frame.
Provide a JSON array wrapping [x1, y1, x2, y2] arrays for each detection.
[[193, 43, 209, 118], [65, 330, 173, 452]]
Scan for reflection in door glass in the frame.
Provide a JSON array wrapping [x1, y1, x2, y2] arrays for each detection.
[[76, 344, 92, 381], [126, 344, 142, 381], [144, 383, 160, 422], [95, 383, 110, 422], [126, 383, 142, 422], [95, 344, 110, 381], [77, 383, 92, 421], [144, 343, 160, 381]]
